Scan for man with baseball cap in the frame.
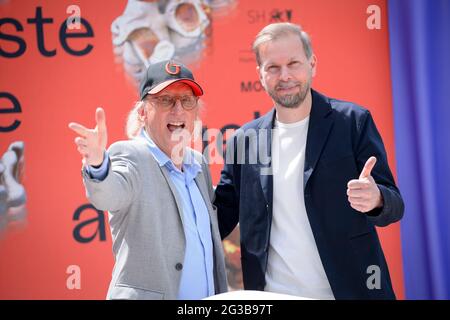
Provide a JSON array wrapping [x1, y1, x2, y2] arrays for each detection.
[[69, 60, 227, 300]]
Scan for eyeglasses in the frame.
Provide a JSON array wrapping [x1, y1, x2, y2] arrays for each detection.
[[148, 95, 199, 110]]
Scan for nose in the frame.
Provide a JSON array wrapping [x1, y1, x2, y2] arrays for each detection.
[[279, 66, 292, 82], [170, 99, 184, 114]]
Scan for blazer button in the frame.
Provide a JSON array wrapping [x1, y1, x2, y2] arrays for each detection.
[[175, 263, 183, 271]]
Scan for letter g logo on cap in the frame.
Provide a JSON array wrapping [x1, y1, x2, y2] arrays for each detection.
[[165, 61, 181, 75]]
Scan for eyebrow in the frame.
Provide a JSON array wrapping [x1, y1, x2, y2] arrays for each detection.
[[265, 63, 279, 68]]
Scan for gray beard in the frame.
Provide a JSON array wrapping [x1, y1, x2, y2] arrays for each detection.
[[269, 84, 309, 109]]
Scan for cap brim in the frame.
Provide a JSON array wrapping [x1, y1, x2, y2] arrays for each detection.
[[147, 79, 204, 97]]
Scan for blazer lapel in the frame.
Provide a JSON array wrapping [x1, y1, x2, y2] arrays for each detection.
[[160, 166, 185, 225], [304, 90, 335, 189], [257, 109, 276, 206]]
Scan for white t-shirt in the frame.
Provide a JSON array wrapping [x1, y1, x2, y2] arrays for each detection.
[[264, 116, 335, 300]]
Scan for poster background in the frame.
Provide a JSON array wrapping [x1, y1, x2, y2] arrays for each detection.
[[0, 0, 404, 299]]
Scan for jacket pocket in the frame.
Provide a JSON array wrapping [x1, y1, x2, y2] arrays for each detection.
[[108, 283, 164, 300], [349, 230, 373, 240]]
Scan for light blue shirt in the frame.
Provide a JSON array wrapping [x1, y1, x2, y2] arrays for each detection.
[[87, 130, 215, 299]]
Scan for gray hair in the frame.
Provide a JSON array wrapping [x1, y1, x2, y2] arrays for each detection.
[[252, 22, 313, 66], [126, 100, 146, 139]]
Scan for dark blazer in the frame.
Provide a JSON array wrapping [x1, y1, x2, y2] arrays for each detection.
[[214, 89, 404, 299]]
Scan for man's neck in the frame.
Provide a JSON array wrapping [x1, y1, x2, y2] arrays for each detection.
[[168, 148, 185, 171], [275, 90, 312, 124], [172, 156, 184, 171], [143, 127, 185, 171]]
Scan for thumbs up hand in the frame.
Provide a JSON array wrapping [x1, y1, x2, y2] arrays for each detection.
[[68, 108, 108, 167], [347, 156, 383, 213]]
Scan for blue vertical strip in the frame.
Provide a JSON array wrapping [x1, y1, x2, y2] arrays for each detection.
[[388, 0, 450, 299]]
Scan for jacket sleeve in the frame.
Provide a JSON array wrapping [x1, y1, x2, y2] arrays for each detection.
[[82, 141, 142, 213], [214, 133, 241, 239], [354, 110, 405, 227]]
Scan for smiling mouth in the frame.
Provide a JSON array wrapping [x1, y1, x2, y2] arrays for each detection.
[[167, 121, 186, 132], [277, 85, 299, 92]]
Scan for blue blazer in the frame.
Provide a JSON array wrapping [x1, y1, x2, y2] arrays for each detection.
[[214, 89, 404, 299]]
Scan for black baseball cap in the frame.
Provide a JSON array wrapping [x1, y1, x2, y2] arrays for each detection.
[[139, 60, 204, 100]]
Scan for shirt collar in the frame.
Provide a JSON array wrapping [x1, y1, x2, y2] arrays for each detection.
[[139, 128, 171, 167], [137, 128, 202, 179]]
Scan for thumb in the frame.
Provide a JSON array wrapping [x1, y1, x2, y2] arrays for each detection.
[[95, 107, 107, 134], [359, 156, 377, 179], [95, 107, 108, 150]]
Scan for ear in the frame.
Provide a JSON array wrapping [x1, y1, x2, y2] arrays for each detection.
[[256, 65, 267, 91], [310, 54, 317, 77], [138, 102, 146, 121]]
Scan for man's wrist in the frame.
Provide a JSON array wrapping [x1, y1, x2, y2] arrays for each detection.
[[91, 162, 102, 169], [89, 152, 106, 169]]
